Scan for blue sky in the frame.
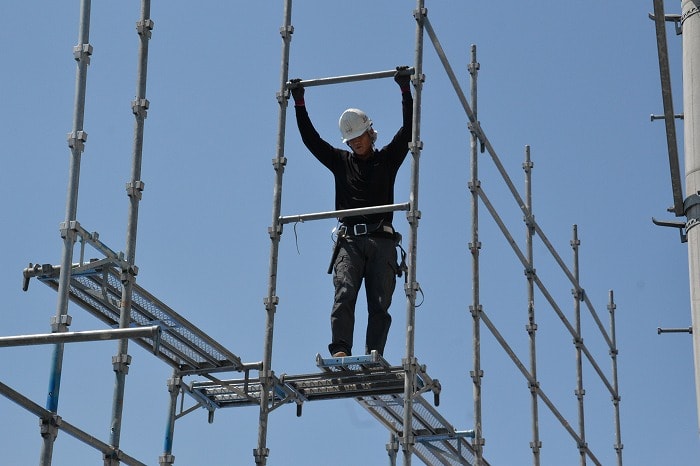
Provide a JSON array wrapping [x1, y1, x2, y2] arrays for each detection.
[[1, 1, 698, 465]]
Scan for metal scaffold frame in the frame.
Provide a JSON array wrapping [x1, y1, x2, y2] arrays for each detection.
[[0, 1, 626, 465], [457, 39, 624, 466]]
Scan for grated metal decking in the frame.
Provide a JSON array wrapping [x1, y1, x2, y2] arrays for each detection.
[[25, 261, 247, 375], [358, 393, 481, 466], [189, 353, 483, 466], [24, 260, 483, 465], [189, 352, 413, 409]]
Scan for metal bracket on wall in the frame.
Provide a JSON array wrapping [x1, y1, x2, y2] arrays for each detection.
[[657, 326, 692, 334], [649, 12, 682, 35], [652, 217, 687, 243]]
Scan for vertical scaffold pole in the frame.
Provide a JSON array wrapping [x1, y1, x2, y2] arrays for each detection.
[[40, 1, 92, 464], [571, 225, 586, 465], [387, 433, 399, 466], [106, 2, 153, 464], [608, 290, 623, 465], [681, 0, 700, 435], [159, 371, 180, 466], [256, 1, 292, 464], [524, 146, 541, 466], [402, 2, 425, 465], [467, 44, 485, 466]]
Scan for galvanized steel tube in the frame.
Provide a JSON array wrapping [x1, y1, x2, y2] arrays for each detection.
[[401, 3, 426, 464], [108, 0, 152, 458], [525, 147, 541, 466], [468, 44, 485, 466], [0, 326, 159, 347], [256, 1, 293, 464], [608, 291, 623, 465], [279, 203, 410, 225], [572, 225, 586, 465], [287, 68, 415, 89], [41, 1, 92, 464]]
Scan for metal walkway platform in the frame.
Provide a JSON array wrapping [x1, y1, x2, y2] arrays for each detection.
[[21, 246, 483, 465], [188, 353, 483, 466], [24, 261, 248, 375], [188, 352, 413, 409]]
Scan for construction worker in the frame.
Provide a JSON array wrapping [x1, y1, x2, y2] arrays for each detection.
[[289, 66, 413, 358]]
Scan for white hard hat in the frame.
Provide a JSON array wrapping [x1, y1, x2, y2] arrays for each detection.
[[339, 108, 373, 143]]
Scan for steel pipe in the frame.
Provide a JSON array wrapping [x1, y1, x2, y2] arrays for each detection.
[[286, 67, 414, 89], [0, 326, 160, 347], [279, 202, 410, 225]]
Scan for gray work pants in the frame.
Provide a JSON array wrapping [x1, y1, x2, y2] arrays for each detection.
[[328, 235, 398, 356]]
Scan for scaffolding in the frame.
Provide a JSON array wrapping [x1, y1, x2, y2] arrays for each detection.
[[1, 1, 625, 465]]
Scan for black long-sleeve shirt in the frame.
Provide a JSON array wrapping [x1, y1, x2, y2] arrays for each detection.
[[294, 91, 413, 226]]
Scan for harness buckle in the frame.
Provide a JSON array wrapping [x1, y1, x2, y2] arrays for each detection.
[[353, 224, 369, 235]]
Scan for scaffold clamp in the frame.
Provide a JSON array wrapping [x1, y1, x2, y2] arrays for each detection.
[[279, 25, 294, 38], [58, 220, 81, 240], [136, 19, 155, 38], [271, 156, 287, 171], [263, 295, 279, 311], [39, 414, 62, 440], [72, 43, 93, 63], [112, 353, 132, 374], [66, 130, 88, 152], [469, 304, 482, 318], [131, 98, 150, 118], [413, 7, 428, 22], [406, 208, 421, 224], [23, 263, 53, 291], [467, 121, 486, 153], [119, 264, 139, 283], [253, 447, 270, 463], [126, 180, 145, 199], [50, 314, 72, 332]]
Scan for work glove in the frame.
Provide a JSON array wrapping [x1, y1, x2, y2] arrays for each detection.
[[394, 66, 411, 92], [289, 78, 305, 104]]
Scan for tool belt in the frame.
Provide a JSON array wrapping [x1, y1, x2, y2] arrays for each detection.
[[337, 222, 395, 238]]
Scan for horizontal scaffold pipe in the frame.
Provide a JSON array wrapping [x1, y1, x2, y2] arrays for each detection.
[[64, 220, 124, 263], [0, 380, 147, 466], [415, 430, 476, 443], [285, 67, 414, 89], [279, 202, 410, 225], [0, 325, 160, 348]]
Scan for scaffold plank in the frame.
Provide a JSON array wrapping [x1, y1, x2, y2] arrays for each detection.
[[189, 354, 406, 407], [188, 353, 483, 466], [27, 262, 246, 374]]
